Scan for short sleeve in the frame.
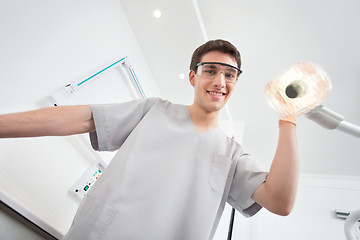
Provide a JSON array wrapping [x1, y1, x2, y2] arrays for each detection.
[[227, 153, 268, 217], [89, 98, 161, 151]]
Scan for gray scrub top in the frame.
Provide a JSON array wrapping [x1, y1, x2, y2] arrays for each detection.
[[62, 98, 268, 240]]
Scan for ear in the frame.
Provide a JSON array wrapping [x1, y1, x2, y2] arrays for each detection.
[[189, 70, 196, 87]]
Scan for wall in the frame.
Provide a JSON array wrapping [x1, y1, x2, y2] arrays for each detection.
[[0, 0, 160, 238], [244, 174, 360, 240]]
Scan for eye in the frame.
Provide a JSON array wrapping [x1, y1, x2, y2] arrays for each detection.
[[225, 72, 235, 78], [204, 69, 216, 75]]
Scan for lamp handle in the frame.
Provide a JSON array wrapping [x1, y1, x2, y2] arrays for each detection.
[[305, 105, 360, 138]]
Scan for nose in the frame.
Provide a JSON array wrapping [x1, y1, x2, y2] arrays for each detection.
[[213, 71, 226, 88]]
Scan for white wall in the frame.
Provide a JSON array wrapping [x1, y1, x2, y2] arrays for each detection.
[[239, 174, 360, 240], [0, 0, 160, 238]]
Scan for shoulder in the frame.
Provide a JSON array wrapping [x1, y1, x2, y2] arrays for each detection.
[[147, 97, 185, 107], [146, 98, 187, 112], [143, 97, 176, 107]]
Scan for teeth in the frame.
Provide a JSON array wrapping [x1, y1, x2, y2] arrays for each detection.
[[208, 91, 223, 96]]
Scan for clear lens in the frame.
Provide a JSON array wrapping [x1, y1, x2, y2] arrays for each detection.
[[198, 63, 238, 83]]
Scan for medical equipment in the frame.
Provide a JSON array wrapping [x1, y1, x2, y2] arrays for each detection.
[[265, 61, 360, 138], [266, 62, 360, 240], [337, 210, 360, 240], [344, 210, 360, 240], [265, 61, 332, 117], [50, 57, 146, 199], [305, 105, 360, 138]]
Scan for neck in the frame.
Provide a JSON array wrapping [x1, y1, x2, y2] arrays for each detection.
[[187, 104, 220, 132]]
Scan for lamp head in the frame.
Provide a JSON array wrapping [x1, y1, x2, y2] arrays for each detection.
[[265, 62, 332, 117]]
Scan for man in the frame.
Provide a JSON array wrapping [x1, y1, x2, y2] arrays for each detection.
[[0, 39, 298, 239]]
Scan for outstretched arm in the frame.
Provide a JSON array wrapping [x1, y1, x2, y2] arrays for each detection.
[[0, 105, 95, 138], [252, 119, 299, 216]]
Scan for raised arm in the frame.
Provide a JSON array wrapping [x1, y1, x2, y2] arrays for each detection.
[[251, 119, 299, 216], [0, 105, 95, 138]]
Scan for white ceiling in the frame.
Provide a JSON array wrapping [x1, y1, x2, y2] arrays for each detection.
[[119, 0, 360, 176]]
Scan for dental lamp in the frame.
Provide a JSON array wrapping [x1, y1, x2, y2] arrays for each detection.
[[265, 61, 360, 138], [265, 62, 360, 239]]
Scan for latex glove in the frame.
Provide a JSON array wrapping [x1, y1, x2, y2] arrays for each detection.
[[279, 115, 296, 126]]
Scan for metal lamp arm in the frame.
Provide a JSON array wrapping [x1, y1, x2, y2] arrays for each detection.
[[305, 105, 360, 138]]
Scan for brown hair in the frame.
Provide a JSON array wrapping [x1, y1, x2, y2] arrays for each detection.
[[190, 39, 241, 72]]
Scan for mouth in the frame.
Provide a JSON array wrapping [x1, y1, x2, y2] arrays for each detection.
[[207, 90, 226, 97]]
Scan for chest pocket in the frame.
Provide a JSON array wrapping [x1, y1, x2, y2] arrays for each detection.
[[209, 154, 231, 196]]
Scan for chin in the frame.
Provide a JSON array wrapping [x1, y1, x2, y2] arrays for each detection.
[[206, 104, 225, 113]]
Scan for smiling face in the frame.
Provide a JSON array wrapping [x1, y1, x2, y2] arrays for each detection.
[[189, 51, 238, 114]]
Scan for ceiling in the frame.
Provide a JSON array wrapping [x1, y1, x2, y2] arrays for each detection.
[[118, 0, 360, 176]]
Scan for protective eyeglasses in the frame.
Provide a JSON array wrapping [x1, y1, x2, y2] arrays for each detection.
[[196, 62, 242, 83]]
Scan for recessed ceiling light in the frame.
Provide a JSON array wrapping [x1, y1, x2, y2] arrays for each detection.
[[153, 9, 162, 18], [179, 73, 186, 80]]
